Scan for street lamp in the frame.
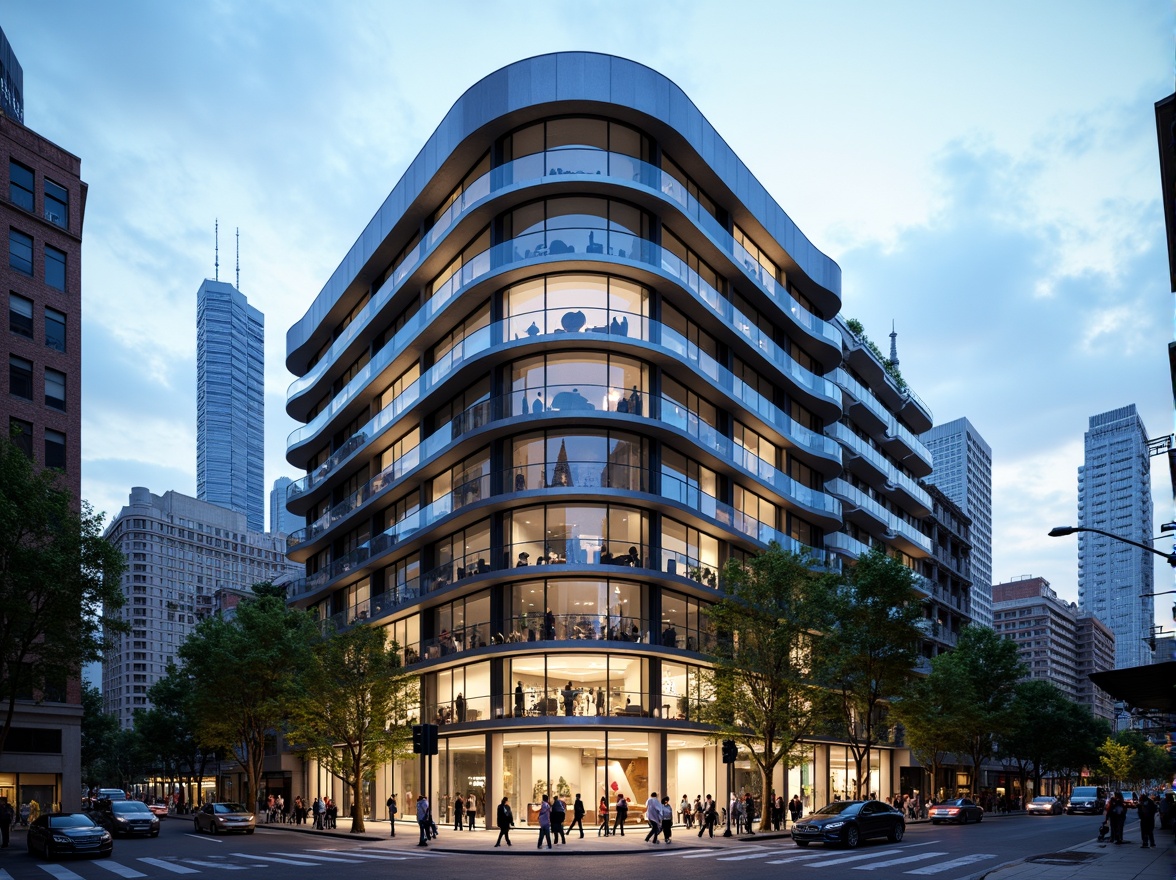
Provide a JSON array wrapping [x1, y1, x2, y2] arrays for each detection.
[[1047, 525, 1176, 566]]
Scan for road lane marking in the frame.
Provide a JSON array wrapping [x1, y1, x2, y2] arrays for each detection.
[[803, 848, 906, 867], [681, 844, 768, 859], [93, 862, 148, 878], [651, 847, 722, 856], [853, 852, 946, 870], [284, 852, 367, 863], [315, 851, 412, 860], [228, 854, 321, 866], [185, 834, 222, 843], [178, 860, 249, 870], [905, 853, 999, 874], [718, 849, 806, 861], [137, 859, 201, 875], [38, 867, 87, 880]]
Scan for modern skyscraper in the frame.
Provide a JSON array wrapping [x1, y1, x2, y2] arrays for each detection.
[[269, 476, 302, 535], [281, 53, 936, 818], [101, 487, 300, 729], [921, 417, 993, 628], [0, 22, 86, 813], [1078, 405, 1155, 669], [196, 279, 264, 531]]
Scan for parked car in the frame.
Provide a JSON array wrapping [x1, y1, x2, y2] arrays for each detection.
[[93, 800, 160, 837], [1119, 791, 1138, 808], [1065, 786, 1107, 815], [928, 798, 985, 824], [193, 802, 256, 835], [790, 800, 905, 848], [96, 789, 127, 801], [27, 813, 113, 859], [146, 803, 169, 818], [1026, 796, 1064, 816]]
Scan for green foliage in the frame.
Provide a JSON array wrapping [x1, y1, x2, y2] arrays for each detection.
[[284, 624, 417, 833], [813, 549, 924, 798], [842, 317, 907, 390], [997, 680, 1099, 795], [1098, 738, 1132, 785], [179, 593, 316, 813], [1111, 729, 1173, 787], [0, 436, 127, 759], [81, 683, 121, 788], [891, 661, 972, 795], [698, 544, 838, 829]]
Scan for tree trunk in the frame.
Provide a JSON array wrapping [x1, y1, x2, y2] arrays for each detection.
[[350, 755, 365, 833]]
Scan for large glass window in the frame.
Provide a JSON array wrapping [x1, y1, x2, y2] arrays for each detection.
[[9, 229, 32, 276], [661, 517, 719, 586], [427, 661, 491, 726], [44, 179, 68, 229], [505, 578, 644, 644], [9, 161, 33, 211], [428, 519, 491, 589], [504, 274, 648, 342], [507, 653, 647, 718], [432, 301, 489, 366], [509, 352, 649, 419], [44, 308, 65, 352], [430, 447, 490, 513], [504, 197, 649, 262], [504, 117, 650, 182], [660, 375, 720, 447], [660, 661, 709, 721], [9, 355, 32, 399], [44, 246, 65, 291], [425, 590, 491, 660], [510, 430, 647, 493], [44, 368, 65, 411], [9, 418, 33, 458], [660, 448, 718, 518], [506, 503, 647, 571], [383, 613, 421, 665], [660, 590, 715, 654], [430, 227, 490, 299], [9, 293, 32, 338]]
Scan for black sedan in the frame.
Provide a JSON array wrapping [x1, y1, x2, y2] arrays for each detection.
[[27, 813, 113, 859], [928, 797, 985, 824], [93, 800, 160, 837], [791, 800, 905, 848]]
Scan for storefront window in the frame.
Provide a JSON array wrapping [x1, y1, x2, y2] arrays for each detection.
[[426, 661, 491, 726], [437, 734, 487, 827]]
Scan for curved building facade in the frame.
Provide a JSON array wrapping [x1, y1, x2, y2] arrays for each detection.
[[283, 53, 936, 823]]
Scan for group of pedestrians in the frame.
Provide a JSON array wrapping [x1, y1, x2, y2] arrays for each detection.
[[1103, 791, 1159, 848], [641, 792, 675, 843], [451, 792, 478, 830], [530, 792, 588, 849]]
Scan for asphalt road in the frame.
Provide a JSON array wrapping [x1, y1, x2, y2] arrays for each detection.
[[0, 811, 1138, 880]]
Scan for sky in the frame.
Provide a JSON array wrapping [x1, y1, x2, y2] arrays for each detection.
[[3, 0, 1172, 607]]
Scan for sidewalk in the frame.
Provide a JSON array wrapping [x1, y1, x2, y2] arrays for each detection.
[[978, 828, 1174, 880]]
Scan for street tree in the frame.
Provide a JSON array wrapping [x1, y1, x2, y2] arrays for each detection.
[[285, 623, 418, 833], [1052, 708, 1110, 793], [997, 679, 1076, 798], [137, 663, 213, 811], [934, 626, 1025, 791], [890, 656, 971, 800], [813, 549, 924, 799], [179, 591, 316, 812], [0, 436, 127, 760], [1098, 737, 1132, 787], [698, 544, 838, 830], [1116, 729, 1172, 789], [81, 683, 121, 791]]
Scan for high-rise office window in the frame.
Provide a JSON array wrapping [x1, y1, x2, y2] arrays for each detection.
[[45, 368, 65, 411], [9, 355, 32, 399], [8, 160, 33, 211], [9, 417, 33, 458], [45, 308, 65, 351], [9, 292, 33, 338], [44, 179, 68, 229], [9, 229, 32, 276], [44, 429, 66, 469], [45, 246, 66, 291]]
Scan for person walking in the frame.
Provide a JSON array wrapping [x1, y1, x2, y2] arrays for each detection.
[[644, 791, 662, 843], [699, 795, 717, 838], [494, 796, 514, 847], [537, 794, 553, 849], [679, 795, 691, 829], [613, 793, 628, 836], [789, 794, 803, 824], [551, 793, 567, 844], [416, 794, 431, 847], [0, 796, 13, 849], [1138, 793, 1157, 848], [1106, 792, 1127, 844], [386, 793, 398, 837], [454, 793, 465, 831], [597, 796, 610, 836], [660, 796, 673, 844], [570, 793, 586, 838], [466, 793, 477, 830]]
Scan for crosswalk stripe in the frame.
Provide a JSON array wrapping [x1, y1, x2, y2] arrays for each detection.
[[286, 852, 366, 863], [717, 849, 802, 861], [904, 853, 998, 875], [177, 860, 248, 870], [681, 845, 768, 859], [314, 851, 410, 861], [803, 848, 906, 867], [853, 852, 946, 870], [353, 846, 447, 858], [92, 862, 148, 878], [137, 859, 201, 875], [38, 866, 87, 880], [764, 853, 828, 864], [228, 854, 321, 866], [651, 846, 722, 856], [0, 869, 14, 880]]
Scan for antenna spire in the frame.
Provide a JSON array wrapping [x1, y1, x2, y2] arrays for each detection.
[[214, 219, 219, 281], [235, 227, 240, 290], [888, 320, 899, 366]]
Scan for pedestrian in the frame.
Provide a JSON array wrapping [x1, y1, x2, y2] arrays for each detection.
[[0, 796, 13, 849], [1138, 793, 1157, 848], [700, 795, 717, 838], [454, 793, 465, 830], [570, 793, 586, 838], [731, 795, 742, 833], [744, 792, 756, 834], [313, 795, 325, 830], [644, 791, 662, 843], [416, 794, 430, 847], [386, 793, 398, 837], [660, 796, 673, 844], [326, 796, 337, 829], [19, 801, 30, 828], [551, 793, 567, 843], [598, 796, 610, 836], [1106, 792, 1127, 844], [613, 793, 628, 835], [537, 794, 553, 849], [789, 794, 803, 824], [467, 792, 477, 830], [494, 796, 513, 847]]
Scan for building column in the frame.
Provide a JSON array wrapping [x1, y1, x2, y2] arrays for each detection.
[[488, 732, 503, 830]]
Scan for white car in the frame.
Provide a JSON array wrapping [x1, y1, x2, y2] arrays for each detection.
[[1026, 796, 1063, 816]]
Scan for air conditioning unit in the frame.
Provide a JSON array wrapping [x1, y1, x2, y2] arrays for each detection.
[[44, 211, 60, 224]]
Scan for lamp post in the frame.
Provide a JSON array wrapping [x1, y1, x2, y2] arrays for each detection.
[[1047, 525, 1176, 566]]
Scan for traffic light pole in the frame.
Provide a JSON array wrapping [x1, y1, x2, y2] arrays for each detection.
[[723, 760, 733, 837]]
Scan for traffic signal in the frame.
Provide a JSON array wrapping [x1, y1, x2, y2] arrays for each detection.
[[412, 724, 424, 754], [721, 739, 737, 764], [423, 723, 439, 756]]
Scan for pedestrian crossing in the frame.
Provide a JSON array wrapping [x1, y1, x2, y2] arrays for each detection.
[[652, 841, 998, 875], [1, 846, 448, 880]]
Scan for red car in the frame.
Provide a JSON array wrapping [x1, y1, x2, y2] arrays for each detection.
[[147, 803, 169, 818]]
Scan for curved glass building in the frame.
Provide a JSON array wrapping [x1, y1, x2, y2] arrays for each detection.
[[282, 53, 938, 826]]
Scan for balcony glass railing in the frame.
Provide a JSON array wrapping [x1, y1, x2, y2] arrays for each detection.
[[826, 422, 931, 511], [289, 148, 839, 405], [826, 478, 931, 554], [287, 285, 841, 504]]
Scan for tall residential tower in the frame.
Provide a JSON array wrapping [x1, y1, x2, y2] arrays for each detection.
[[196, 279, 264, 531], [1078, 405, 1154, 669], [921, 417, 993, 628]]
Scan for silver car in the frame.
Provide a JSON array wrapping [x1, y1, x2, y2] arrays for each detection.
[[193, 802, 256, 835], [1026, 796, 1063, 816]]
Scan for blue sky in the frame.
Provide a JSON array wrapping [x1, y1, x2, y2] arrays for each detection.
[[3, 0, 1171, 604]]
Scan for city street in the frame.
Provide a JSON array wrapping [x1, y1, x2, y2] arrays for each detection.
[[0, 812, 1150, 880]]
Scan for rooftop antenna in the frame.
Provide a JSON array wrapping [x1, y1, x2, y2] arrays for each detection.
[[888, 320, 899, 366], [214, 219, 219, 281], [235, 227, 240, 290]]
